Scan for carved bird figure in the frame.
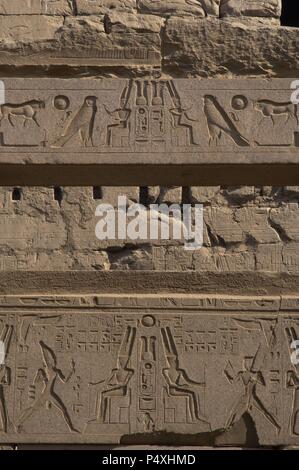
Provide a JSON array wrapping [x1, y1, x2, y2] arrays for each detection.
[[204, 95, 249, 147], [52, 96, 97, 148]]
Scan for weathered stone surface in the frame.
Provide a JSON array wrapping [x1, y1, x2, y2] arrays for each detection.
[[148, 187, 183, 204], [137, 0, 220, 17], [220, 0, 281, 19], [0, 293, 298, 445], [60, 14, 163, 65], [0, 0, 220, 17], [190, 187, 221, 204], [76, 0, 137, 15], [106, 11, 164, 34], [0, 0, 73, 15], [1, 186, 299, 273], [101, 187, 139, 207], [164, 18, 299, 76], [0, 79, 298, 168], [0, 15, 64, 42], [0, 14, 162, 67], [0, 11, 295, 75]]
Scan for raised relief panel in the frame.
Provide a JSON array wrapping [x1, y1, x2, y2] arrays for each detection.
[[0, 294, 298, 445], [0, 79, 298, 170]]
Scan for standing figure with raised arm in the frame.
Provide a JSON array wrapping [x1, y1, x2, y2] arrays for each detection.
[[17, 341, 78, 433], [225, 344, 280, 433]]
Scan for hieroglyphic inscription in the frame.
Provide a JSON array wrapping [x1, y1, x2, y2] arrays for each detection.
[[0, 294, 298, 445], [0, 79, 298, 166]]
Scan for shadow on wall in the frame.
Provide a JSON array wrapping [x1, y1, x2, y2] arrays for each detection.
[[281, 0, 299, 27], [119, 415, 259, 448]]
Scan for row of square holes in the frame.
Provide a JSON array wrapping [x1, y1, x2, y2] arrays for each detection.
[[10, 187, 149, 205], [10, 187, 160, 206], [10, 187, 103, 203]]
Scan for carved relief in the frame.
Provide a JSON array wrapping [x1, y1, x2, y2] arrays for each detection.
[[285, 326, 299, 436], [0, 294, 298, 445], [255, 100, 298, 126], [0, 320, 13, 433], [88, 325, 135, 426], [17, 342, 78, 433], [104, 81, 132, 147], [0, 99, 46, 147], [103, 79, 200, 150], [0, 79, 297, 165], [224, 346, 280, 432], [0, 100, 45, 128], [51, 96, 97, 148], [204, 95, 249, 147], [161, 327, 208, 425]]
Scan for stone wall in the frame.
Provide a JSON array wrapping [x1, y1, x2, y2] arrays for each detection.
[[0, 0, 297, 76], [1, 185, 299, 274], [0, 0, 299, 450]]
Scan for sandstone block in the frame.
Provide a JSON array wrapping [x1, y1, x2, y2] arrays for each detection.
[[256, 243, 282, 272], [220, 0, 282, 19], [205, 208, 243, 244], [223, 186, 255, 203], [0, 0, 73, 15], [137, 0, 220, 17], [0, 15, 63, 42], [0, 14, 162, 67], [164, 18, 299, 76], [234, 207, 280, 244], [76, 0, 137, 15], [148, 187, 182, 204], [270, 204, 299, 242], [190, 187, 220, 204]]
